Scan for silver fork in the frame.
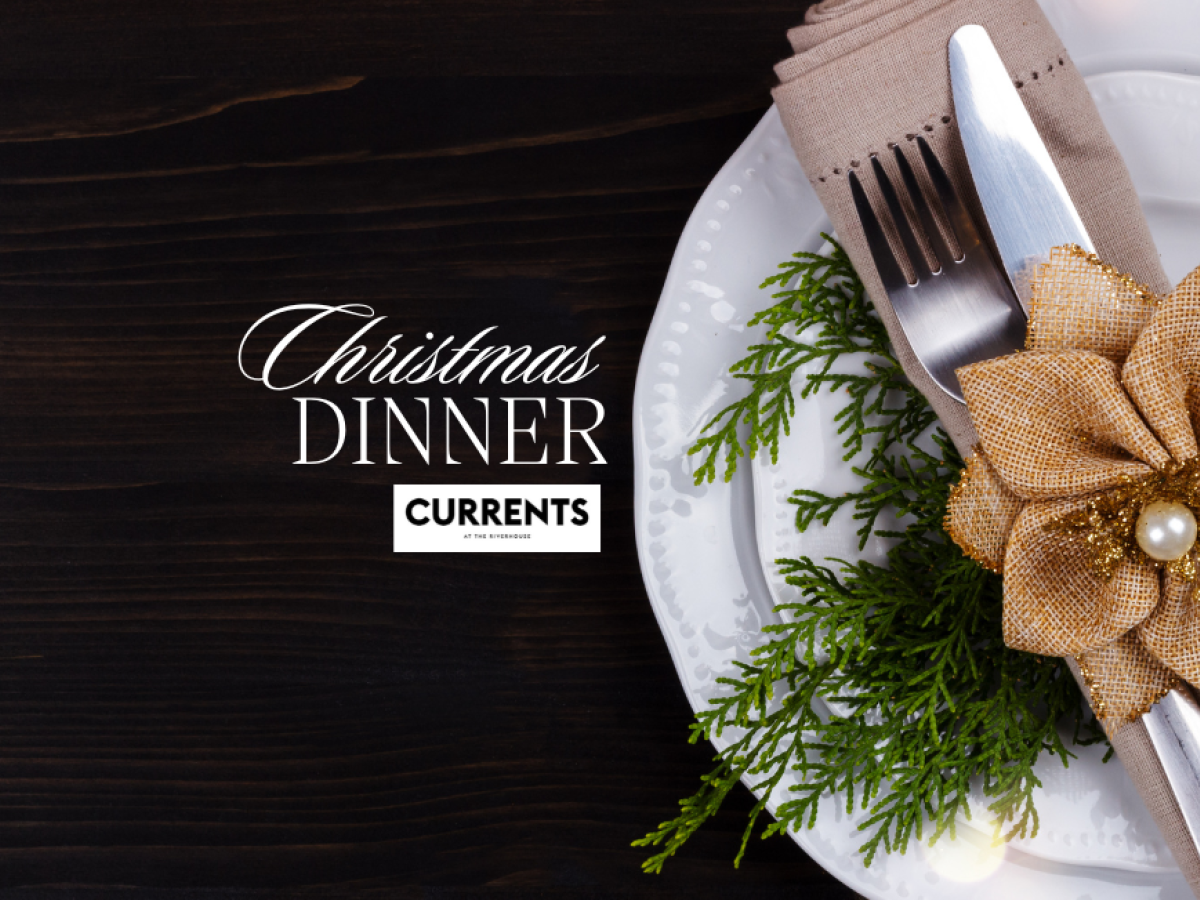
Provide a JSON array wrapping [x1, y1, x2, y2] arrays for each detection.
[[848, 136, 1027, 402]]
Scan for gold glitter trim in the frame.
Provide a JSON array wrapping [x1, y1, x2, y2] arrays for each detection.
[[1074, 653, 1107, 720], [1075, 652, 1179, 734], [1057, 243, 1157, 304], [1043, 457, 1200, 582], [945, 460, 1004, 573]]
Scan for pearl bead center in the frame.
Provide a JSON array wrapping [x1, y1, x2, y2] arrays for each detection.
[[1135, 500, 1198, 562]]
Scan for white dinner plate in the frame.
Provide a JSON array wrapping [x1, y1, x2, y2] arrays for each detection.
[[632, 7, 1200, 897]]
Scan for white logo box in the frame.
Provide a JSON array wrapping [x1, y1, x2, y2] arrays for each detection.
[[393, 484, 601, 553]]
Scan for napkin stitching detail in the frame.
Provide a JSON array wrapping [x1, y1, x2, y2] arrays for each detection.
[[1013, 54, 1067, 92], [808, 50, 1069, 186], [811, 113, 951, 185]]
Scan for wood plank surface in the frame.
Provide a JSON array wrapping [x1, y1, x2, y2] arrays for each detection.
[[0, 3, 867, 896]]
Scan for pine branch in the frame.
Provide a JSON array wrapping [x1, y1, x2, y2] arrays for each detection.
[[689, 238, 915, 485], [642, 244, 1106, 874]]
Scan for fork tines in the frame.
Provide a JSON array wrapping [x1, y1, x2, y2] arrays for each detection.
[[845, 136, 1028, 403], [850, 137, 976, 290]]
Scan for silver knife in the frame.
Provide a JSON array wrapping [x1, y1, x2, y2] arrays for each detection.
[[950, 23, 1091, 313], [950, 22, 1200, 874]]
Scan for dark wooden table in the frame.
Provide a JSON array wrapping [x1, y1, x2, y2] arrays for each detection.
[[0, 2, 867, 896]]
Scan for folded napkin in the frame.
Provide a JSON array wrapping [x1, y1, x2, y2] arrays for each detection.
[[772, 0, 1198, 888], [773, 0, 1169, 453]]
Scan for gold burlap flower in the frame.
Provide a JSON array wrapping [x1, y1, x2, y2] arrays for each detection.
[[947, 246, 1200, 731]]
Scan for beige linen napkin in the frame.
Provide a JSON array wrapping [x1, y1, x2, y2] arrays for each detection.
[[773, 0, 1168, 453], [772, 0, 1198, 889]]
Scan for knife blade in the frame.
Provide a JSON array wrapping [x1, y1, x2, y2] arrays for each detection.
[[950, 22, 1200, 877], [949, 23, 1092, 313]]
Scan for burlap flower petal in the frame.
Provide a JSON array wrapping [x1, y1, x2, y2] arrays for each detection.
[[945, 450, 1025, 574], [1078, 631, 1179, 733], [1003, 497, 1161, 656], [1027, 245, 1157, 364], [958, 349, 1169, 501], [1123, 266, 1200, 462], [1138, 570, 1200, 688]]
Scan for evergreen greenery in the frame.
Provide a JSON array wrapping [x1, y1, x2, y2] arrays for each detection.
[[636, 239, 1105, 872]]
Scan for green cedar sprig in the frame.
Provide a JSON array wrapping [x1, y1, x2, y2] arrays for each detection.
[[687, 239, 933, 487], [636, 241, 1106, 873]]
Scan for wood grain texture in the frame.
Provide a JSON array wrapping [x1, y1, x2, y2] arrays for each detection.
[[0, 3, 803, 77], [0, 2, 865, 895]]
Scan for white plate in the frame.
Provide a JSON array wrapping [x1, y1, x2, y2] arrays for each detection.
[[632, 17, 1200, 900]]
